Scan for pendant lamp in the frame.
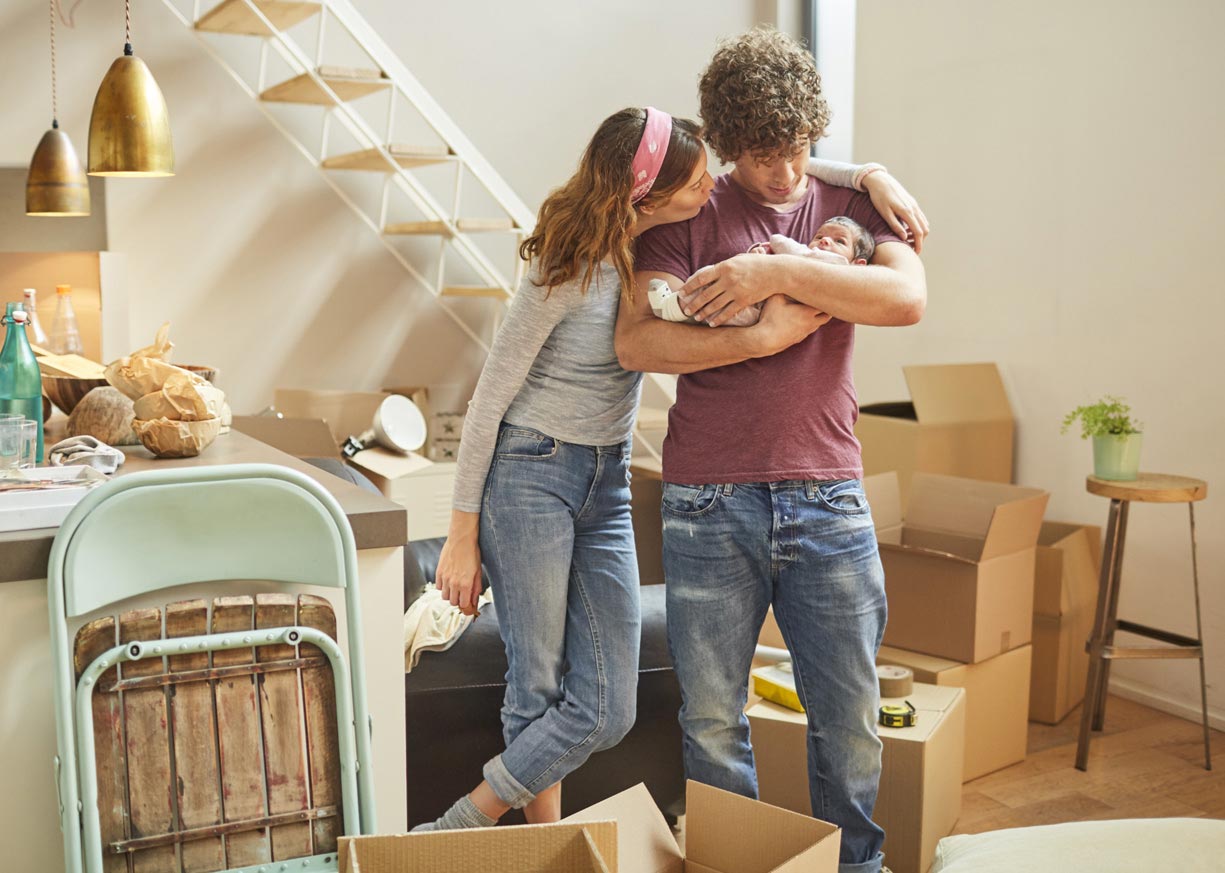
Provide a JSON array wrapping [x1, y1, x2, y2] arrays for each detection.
[[87, 0, 174, 177], [26, 0, 90, 216]]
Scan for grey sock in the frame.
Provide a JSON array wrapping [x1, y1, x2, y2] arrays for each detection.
[[410, 794, 498, 832]]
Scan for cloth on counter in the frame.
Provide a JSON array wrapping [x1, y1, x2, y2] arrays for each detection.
[[48, 435, 125, 474], [403, 585, 494, 671]]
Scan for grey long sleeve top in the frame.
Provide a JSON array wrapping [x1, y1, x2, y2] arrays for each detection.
[[450, 157, 875, 513], [451, 263, 640, 511]]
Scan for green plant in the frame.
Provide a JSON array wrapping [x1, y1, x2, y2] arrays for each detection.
[[1061, 395, 1142, 440]]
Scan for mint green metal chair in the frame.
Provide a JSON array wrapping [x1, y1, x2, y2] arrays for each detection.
[[48, 464, 377, 873]]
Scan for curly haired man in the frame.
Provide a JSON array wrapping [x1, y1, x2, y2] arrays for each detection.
[[617, 27, 927, 873]]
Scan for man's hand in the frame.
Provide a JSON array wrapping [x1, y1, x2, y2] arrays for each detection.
[[750, 295, 833, 356], [679, 253, 781, 326]]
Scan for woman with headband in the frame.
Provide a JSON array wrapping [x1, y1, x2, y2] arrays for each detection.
[[417, 107, 925, 831]]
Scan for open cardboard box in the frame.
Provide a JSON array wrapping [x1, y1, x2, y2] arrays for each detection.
[[274, 388, 392, 445], [1030, 522, 1102, 724], [877, 643, 1032, 781], [865, 472, 1049, 664], [231, 415, 341, 459], [748, 684, 964, 873], [856, 363, 1014, 503], [343, 782, 840, 873]]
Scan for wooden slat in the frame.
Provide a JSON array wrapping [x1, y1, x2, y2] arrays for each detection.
[[260, 68, 389, 105], [255, 594, 312, 860], [212, 596, 271, 868], [194, 0, 321, 36], [119, 609, 178, 873], [165, 601, 225, 873], [298, 595, 342, 852], [321, 144, 452, 172], [440, 285, 510, 299], [75, 617, 131, 873], [384, 217, 515, 236]]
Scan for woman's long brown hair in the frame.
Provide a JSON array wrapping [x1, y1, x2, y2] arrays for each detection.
[[519, 109, 703, 298]]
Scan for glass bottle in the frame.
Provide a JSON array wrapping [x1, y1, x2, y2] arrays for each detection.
[[49, 283, 83, 355], [0, 303, 45, 462], [22, 289, 49, 347]]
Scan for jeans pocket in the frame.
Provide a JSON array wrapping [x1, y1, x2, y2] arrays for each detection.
[[813, 479, 870, 515], [661, 482, 721, 517], [495, 426, 559, 460]]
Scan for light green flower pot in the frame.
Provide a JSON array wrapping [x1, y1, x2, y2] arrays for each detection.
[[1092, 433, 1142, 480]]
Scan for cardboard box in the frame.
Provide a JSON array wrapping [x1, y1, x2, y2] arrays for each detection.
[[865, 472, 1048, 664], [1030, 522, 1102, 724], [342, 781, 841, 873], [856, 363, 1014, 503], [748, 684, 964, 873], [347, 450, 453, 541], [876, 644, 1032, 781], [231, 415, 340, 458], [274, 388, 391, 445], [341, 820, 616, 873]]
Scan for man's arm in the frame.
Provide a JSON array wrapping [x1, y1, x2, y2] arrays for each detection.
[[683, 240, 926, 328], [615, 271, 831, 374]]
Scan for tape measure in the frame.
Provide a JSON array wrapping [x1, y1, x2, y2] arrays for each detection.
[[879, 701, 918, 728]]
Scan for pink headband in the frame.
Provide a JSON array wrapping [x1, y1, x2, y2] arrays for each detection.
[[630, 107, 672, 204]]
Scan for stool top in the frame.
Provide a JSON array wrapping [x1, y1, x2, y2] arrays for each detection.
[[1086, 473, 1208, 503]]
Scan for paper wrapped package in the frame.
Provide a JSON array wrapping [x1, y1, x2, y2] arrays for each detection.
[[106, 357, 205, 402], [133, 372, 227, 421], [133, 417, 221, 458], [131, 321, 175, 361]]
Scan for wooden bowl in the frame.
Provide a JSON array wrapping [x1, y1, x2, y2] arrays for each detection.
[[179, 364, 219, 384], [42, 375, 111, 415]]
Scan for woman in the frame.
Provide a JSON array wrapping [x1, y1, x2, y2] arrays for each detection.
[[417, 107, 927, 831]]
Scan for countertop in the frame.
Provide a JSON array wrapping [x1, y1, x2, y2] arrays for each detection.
[[0, 429, 408, 584]]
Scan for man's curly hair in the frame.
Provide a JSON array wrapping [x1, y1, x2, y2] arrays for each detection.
[[699, 27, 831, 163]]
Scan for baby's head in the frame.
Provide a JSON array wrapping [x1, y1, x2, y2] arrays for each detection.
[[811, 216, 875, 265]]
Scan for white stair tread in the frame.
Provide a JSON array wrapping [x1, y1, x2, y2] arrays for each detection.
[[322, 144, 453, 172]]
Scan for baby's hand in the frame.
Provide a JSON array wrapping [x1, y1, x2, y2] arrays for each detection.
[[747, 242, 771, 255]]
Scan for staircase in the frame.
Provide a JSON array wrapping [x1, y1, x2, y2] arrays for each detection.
[[160, 0, 670, 470]]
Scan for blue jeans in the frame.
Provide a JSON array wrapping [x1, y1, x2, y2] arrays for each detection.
[[478, 424, 641, 808], [662, 479, 887, 873]]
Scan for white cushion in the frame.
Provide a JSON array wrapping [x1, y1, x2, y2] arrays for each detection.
[[932, 818, 1225, 873]]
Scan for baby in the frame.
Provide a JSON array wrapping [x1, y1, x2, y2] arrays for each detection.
[[647, 215, 875, 326]]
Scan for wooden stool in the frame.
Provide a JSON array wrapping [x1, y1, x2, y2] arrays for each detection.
[[1076, 473, 1211, 771]]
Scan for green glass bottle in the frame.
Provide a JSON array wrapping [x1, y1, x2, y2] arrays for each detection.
[[0, 302, 45, 462]]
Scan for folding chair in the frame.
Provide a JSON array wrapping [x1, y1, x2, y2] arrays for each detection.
[[48, 464, 377, 873]]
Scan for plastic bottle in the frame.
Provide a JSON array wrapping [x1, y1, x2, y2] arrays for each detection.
[[0, 303, 45, 462], [49, 283, 83, 356], [22, 288, 49, 347]]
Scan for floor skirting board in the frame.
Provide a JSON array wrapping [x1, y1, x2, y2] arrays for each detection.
[[1109, 676, 1225, 733]]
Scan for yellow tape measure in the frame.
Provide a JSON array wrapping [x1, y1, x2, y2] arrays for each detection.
[[879, 701, 918, 728]]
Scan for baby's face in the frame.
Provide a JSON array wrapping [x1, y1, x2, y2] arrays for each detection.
[[810, 222, 861, 263]]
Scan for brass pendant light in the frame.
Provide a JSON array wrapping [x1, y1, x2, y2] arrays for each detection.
[[26, 0, 90, 216], [87, 0, 174, 177]]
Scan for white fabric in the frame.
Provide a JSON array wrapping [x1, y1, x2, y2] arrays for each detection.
[[402, 586, 493, 671], [932, 818, 1225, 873], [48, 435, 125, 474]]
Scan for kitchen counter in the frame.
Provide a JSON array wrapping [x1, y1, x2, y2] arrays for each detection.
[[0, 428, 407, 584]]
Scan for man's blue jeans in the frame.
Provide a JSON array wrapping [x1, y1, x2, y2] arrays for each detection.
[[662, 478, 887, 873], [478, 424, 641, 808]]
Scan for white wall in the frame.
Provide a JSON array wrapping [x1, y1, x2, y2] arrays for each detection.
[[0, 0, 769, 413], [853, 0, 1225, 727]]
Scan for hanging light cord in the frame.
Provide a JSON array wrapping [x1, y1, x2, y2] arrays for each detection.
[[49, 0, 57, 127], [124, 0, 132, 55]]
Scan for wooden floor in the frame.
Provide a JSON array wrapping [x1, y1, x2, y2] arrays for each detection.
[[955, 695, 1225, 833]]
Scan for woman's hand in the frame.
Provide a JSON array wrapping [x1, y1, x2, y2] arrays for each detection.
[[862, 171, 930, 254], [436, 511, 483, 617]]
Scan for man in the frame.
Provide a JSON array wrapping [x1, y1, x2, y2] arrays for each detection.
[[616, 28, 926, 873]]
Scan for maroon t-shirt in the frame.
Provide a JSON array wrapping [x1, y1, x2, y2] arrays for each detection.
[[635, 173, 902, 485]]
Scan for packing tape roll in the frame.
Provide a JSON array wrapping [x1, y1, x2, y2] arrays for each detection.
[[877, 665, 914, 698]]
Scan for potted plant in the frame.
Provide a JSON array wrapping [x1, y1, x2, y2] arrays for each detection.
[[1061, 395, 1143, 481]]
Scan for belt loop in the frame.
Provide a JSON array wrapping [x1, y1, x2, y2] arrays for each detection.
[[722, 483, 735, 497], [805, 480, 817, 500]]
